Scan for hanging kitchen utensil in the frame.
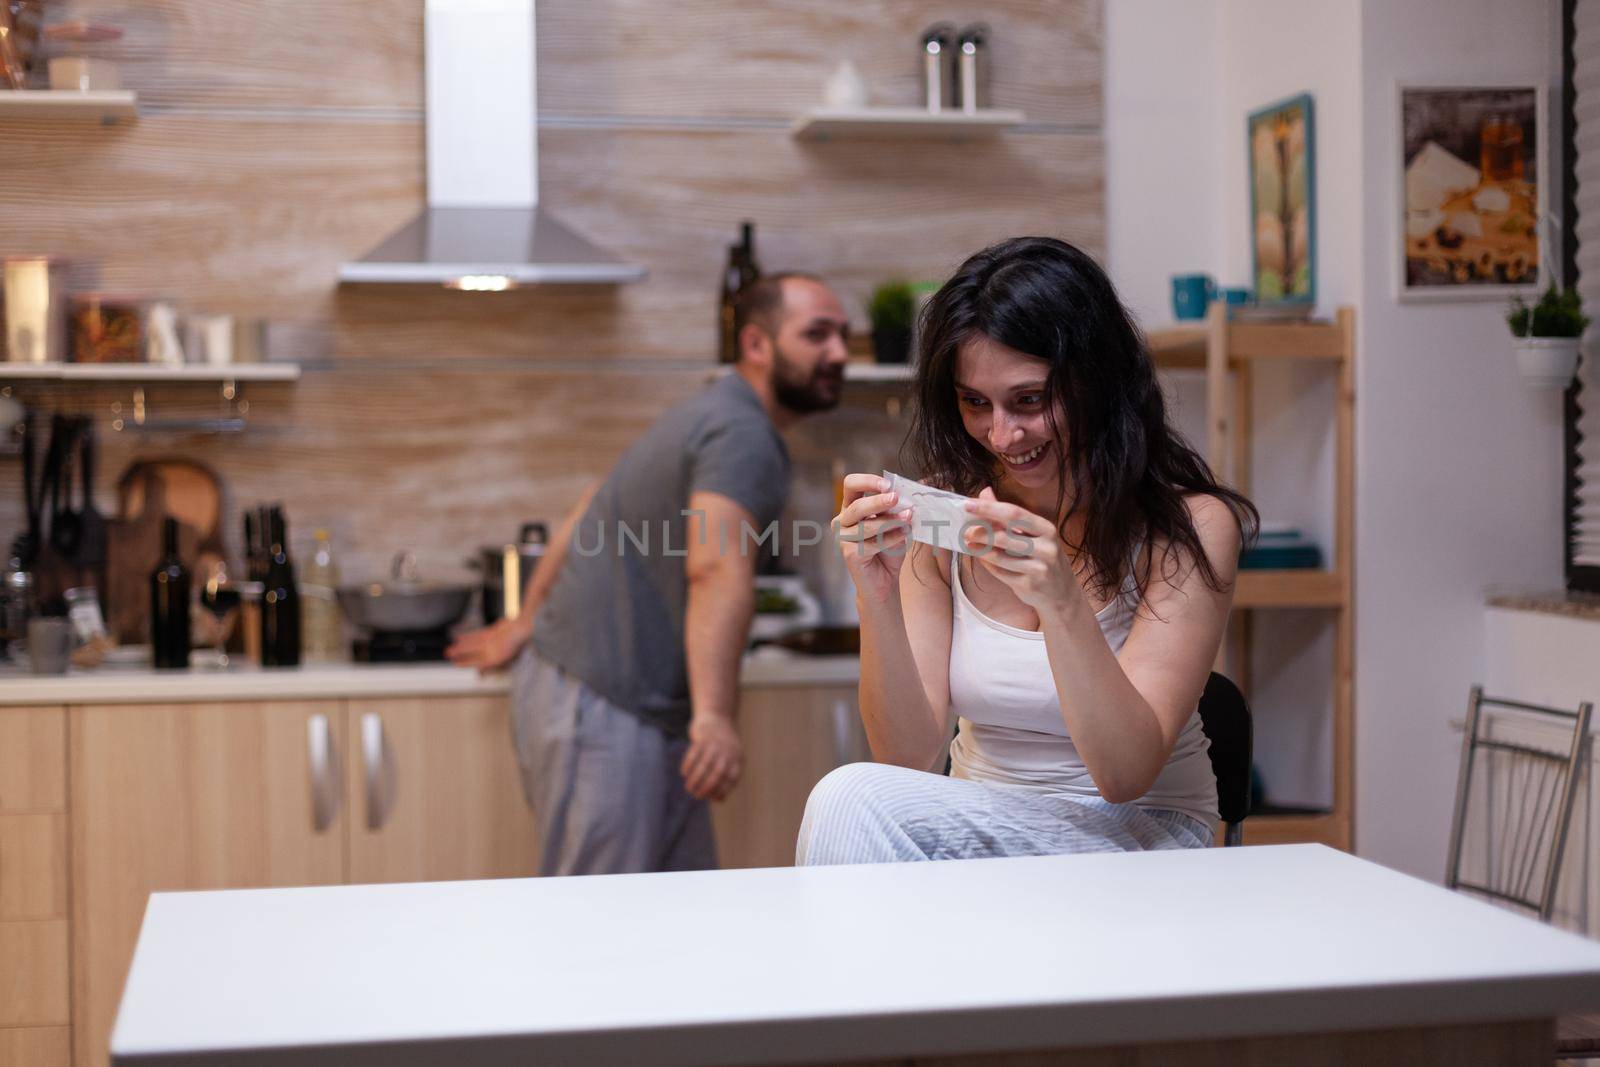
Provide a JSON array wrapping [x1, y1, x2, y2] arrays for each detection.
[[75, 418, 107, 576], [30, 415, 81, 612], [50, 417, 82, 559], [15, 408, 39, 567]]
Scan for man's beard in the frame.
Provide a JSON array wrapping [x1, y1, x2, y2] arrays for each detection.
[[771, 343, 843, 414]]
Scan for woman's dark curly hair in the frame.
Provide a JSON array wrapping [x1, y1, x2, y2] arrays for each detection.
[[907, 236, 1257, 601]]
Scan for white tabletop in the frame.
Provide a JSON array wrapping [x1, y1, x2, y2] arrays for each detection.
[[111, 844, 1600, 1066]]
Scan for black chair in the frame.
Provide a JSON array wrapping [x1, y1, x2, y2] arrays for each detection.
[[1195, 672, 1253, 846]]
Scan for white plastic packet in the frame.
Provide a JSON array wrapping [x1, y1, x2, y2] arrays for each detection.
[[882, 470, 982, 555]]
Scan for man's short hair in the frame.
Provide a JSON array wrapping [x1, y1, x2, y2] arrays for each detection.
[[732, 271, 825, 360]]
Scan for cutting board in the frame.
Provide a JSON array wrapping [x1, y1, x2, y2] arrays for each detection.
[[105, 460, 226, 645]]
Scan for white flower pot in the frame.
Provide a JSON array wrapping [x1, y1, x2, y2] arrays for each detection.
[[1512, 336, 1581, 390]]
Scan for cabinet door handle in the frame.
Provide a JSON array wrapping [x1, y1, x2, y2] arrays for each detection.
[[830, 698, 857, 766], [361, 711, 396, 831], [307, 713, 340, 833]]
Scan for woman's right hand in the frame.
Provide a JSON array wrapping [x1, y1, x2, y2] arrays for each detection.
[[832, 473, 914, 605], [445, 615, 531, 673]]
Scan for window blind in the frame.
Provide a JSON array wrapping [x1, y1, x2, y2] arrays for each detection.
[[1572, 0, 1600, 570]]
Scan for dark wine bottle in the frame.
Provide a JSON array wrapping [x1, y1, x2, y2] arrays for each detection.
[[150, 517, 190, 670], [260, 507, 301, 667], [738, 220, 761, 288], [717, 221, 763, 363], [718, 242, 743, 364]]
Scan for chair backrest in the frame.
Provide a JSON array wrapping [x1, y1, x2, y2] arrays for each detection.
[[1446, 685, 1593, 922], [1196, 672, 1253, 845]]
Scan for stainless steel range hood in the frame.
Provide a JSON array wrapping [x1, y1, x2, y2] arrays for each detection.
[[338, 0, 644, 287]]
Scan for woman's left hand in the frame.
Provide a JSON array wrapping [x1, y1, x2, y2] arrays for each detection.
[[962, 487, 1085, 615]]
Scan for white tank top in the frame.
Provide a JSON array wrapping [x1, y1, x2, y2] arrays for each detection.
[[945, 551, 1219, 826]]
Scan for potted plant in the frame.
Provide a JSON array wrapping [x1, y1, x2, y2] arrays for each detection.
[[868, 280, 915, 364], [1507, 285, 1589, 390]]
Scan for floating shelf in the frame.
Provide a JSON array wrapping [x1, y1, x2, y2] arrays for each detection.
[[0, 89, 137, 123], [792, 107, 1025, 141], [845, 362, 914, 382], [0, 363, 300, 383]]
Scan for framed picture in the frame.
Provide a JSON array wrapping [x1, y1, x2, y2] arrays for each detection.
[[1397, 84, 1545, 302], [1248, 93, 1317, 307]]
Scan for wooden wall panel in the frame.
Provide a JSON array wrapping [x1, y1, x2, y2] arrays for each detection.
[[0, 0, 1102, 619], [1, 119, 1100, 362], [44, 0, 422, 110], [45, 1, 1098, 123], [535, 0, 1101, 124]]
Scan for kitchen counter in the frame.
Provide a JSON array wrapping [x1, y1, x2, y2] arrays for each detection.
[[0, 650, 860, 704], [110, 844, 1600, 1066]]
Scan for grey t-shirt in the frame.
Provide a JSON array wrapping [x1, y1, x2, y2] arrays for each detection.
[[531, 373, 790, 736]]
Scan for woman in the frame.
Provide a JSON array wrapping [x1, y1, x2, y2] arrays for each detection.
[[797, 237, 1257, 865]]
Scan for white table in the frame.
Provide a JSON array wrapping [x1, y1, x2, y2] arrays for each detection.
[[111, 844, 1600, 1066]]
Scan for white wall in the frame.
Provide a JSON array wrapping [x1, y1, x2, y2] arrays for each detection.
[[1107, 0, 1568, 871], [1105, 0, 1223, 328], [1110, 0, 1358, 810], [1356, 0, 1565, 880]]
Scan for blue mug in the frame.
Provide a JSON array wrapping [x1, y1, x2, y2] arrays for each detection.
[[1171, 274, 1216, 321], [1220, 287, 1253, 306]]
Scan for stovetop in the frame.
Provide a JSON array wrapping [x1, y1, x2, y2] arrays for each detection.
[[352, 629, 450, 663]]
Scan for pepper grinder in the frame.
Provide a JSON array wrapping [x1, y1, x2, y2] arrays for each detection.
[[919, 22, 956, 112], [956, 23, 989, 115]]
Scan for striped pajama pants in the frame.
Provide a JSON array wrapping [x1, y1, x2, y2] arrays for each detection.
[[796, 762, 1213, 866]]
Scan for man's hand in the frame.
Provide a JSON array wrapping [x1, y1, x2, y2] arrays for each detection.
[[445, 616, 531, 672], [680, 715, 743, 801]]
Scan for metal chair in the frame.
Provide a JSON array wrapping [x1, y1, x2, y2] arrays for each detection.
[[1445, 685, 1593, 922], [1195, 672, 1253, 847]]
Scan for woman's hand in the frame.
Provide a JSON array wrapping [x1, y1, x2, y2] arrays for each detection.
[[832, 473, 913, 605], [962, 487, 1085, 617], [445, 615, 531, 672]]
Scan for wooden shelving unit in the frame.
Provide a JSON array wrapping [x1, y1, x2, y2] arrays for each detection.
[[0, 89, 137, 123], [1191, 302, 1357, 852], [791, 107, 1026, 142]]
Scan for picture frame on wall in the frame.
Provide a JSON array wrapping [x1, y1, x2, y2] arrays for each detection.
[[1248, 93, 1317, 307], [1397, 84, 1546, 302]]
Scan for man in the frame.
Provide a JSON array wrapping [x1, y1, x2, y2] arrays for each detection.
[[447, 272, 850, 875]]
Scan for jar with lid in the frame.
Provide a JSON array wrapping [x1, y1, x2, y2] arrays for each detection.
[[70, 294, 145, 363]]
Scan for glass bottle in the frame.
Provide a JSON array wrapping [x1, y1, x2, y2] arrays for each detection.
[[301, 528, 343, 662], [150, 517, 191, 670], [260, 507, 301, 667]]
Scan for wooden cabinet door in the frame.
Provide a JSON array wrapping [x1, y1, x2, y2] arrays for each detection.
[[0, 706, 71, 1045], [714, 686, 868, 870], [72, 702, 347, 1067], [344, 696, 539, 886]]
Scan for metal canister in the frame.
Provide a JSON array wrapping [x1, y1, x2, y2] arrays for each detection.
[[3, 257, 66, 363], [957, 24, 990, 115], [920, 23, 956, 112]]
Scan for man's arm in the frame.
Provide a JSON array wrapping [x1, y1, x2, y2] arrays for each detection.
[[514, 481, 600, 629], [679, 490, 759, 801], [444, 482, 599, 670]]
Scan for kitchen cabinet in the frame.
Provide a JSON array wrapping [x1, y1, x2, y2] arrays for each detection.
[[23, 668, 856, 1065], [344, 697, 538, 885], [714, 685, 867, 870], [68, 694, 537, 1066], [0, 706, 70, 1059], [71, 701, 347, 1067]]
